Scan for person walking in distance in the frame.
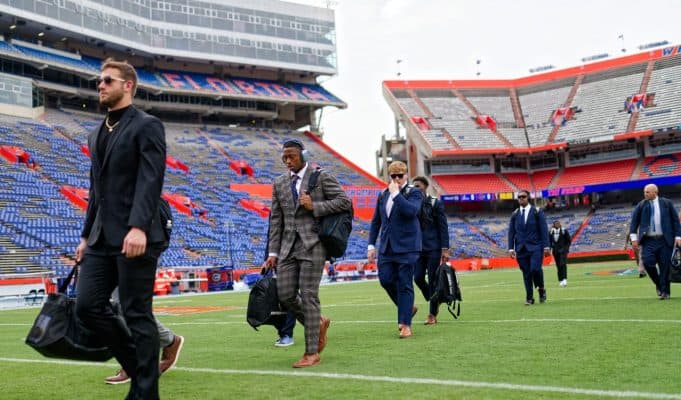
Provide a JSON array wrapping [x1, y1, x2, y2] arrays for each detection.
[[549, 220, 571, 287], [508, 190, 550, 305], [629, 184, 681, 299], [75, 59, 167, 400], [412, 176, 449, 325], [368, 161, 423, 338], [104, 288, 185, 385], [263, 139, 352, 368]]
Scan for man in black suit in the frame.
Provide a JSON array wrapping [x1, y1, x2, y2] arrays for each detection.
[[549, 220, 571, 287], [75, 59, 166, 400], [508, 190, 550, 305], [412, 176, 450, 325], [629, 184, 681, 300]]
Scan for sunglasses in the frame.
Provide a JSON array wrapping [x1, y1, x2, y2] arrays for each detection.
[[390, 173, 404, 179], [96, 75, 127, 86], [517, 195, 528, 199]]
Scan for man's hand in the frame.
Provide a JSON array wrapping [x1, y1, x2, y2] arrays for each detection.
[[75, 238, 87, 262], [388, 180, 399, 194], [440, 249, 449, 265], [122, 227, 147, 258], [300, 192, 313, 210], [675, 238, 681, 248], [631, 240, 639, 252], [368, 248, 376, 263], [544, 248, 551, 257], [509, 249, 516, 259], [263, 256, 277, 271]]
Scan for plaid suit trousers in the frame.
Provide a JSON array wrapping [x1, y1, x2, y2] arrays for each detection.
[[276, 235, 326, 354]]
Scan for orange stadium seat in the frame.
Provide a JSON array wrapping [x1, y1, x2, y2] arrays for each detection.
[[433, 174, 513, 194], [555, 159, 637, 188]]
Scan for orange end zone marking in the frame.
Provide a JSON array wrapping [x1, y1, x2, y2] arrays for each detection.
[[153, 306, 237, 315]]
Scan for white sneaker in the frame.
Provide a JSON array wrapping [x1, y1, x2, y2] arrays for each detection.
[[274, 335, 294, 347], [559, 279, 567, 287]]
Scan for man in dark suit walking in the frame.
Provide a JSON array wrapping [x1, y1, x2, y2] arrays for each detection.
[[368, 161, 423, 338], [412, 176, 449, 325], [508, 190, 550, 305], [263, 139, 351, 368], [549, 220, 571, 287], [629, 184, 681, 299], [75, 59, 167, 400]]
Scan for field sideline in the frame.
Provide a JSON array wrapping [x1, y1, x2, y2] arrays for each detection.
[[1, 261, 681, 400]]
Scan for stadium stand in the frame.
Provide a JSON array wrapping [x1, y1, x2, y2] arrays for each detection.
[[636, 58, 681, 131], [518, 82, 573, 146], [554, 159, 637, 188], [639, 152, 681, 178], [553, 68, 645, 142], [433, 173, 513, 194]]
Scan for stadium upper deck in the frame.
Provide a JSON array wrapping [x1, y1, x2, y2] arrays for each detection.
[[0, 0, 337, 74], [383, 45, 681, 156], [381, 45, 681, 196]]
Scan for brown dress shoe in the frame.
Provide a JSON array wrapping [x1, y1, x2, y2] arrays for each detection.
[[318, 316, 331, 353], [399, 325, 412, 339], [105, 369, 130, 385], [160, 335, 185, 374], [412, 306, 418, 317], [424, 314, 437, 325], [292, 353, 320, 368]]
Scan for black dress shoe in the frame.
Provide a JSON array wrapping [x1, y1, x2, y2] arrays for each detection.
[[538, 288, 547, 303], [524, 299, 535, 306]]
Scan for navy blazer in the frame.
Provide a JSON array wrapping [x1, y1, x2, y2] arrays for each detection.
[[508, 206, 549, 252], [421, 196, 450, 252], [629, 197, 681, 247], [369, 185, 423, 254]]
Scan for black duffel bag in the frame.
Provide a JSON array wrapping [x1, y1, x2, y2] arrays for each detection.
[[25, 263, 114, 362], [246, 269, 287, 331]]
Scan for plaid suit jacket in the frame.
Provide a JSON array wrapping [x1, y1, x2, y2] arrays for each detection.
[[268, 165, 352, 261]]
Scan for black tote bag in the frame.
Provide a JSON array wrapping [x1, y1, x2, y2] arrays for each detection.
[[25, 264, 113, 362]]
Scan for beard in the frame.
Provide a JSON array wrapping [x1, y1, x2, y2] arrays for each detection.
[[99, 89, 125, 108]]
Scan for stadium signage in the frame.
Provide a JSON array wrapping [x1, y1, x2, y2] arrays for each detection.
[[662, 45, 681, 57], [441, 193, 495, 202], [158, 72, 341, 104]]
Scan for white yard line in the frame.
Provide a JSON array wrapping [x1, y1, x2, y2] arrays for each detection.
[[0, 357, 679, 399]]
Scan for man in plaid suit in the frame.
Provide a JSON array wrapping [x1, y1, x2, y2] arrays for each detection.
[[263, 139, 352, 368]]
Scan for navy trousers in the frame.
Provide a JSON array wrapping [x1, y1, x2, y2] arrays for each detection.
[[378, 247, 418, 326], [516, 246, 544, 301], [640, 237, 672, 295]]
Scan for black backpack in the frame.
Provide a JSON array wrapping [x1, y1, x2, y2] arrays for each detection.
[[307, 168, 353, 258], [430, 263, 462, 319], [671, 246, 681, 283], [246, 271, 287, 330], [158, 197, 173, 251]]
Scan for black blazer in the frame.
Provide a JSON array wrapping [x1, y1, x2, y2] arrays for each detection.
[[420, 195, 450, 252], [629, 197, 681, 247], [549, 228, 571, 253], [81, 106, 167, 248]]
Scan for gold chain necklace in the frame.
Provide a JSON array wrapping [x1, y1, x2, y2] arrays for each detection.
[[104, 117, 120, 133]]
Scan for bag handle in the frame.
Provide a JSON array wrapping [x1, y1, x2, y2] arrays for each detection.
[[58, 261, 80, 294]]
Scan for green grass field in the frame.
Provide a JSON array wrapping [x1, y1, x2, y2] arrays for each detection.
[[2, 261, 681, 399]]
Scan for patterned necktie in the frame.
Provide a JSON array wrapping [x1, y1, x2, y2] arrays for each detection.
[[290, 174, 299, 204], [650, 201, 656, 234]]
